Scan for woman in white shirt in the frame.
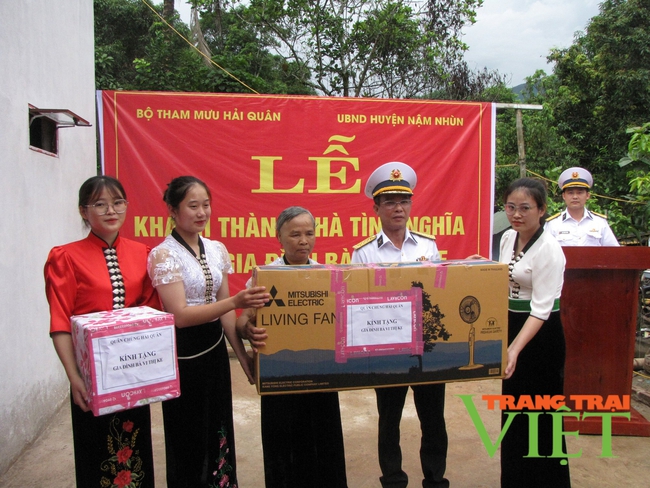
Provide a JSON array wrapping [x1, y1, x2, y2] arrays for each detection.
[[498, 178, 571, 488], [148, 176, 268, 488]]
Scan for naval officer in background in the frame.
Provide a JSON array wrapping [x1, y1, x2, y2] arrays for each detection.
[[545, 167, 619, 246]]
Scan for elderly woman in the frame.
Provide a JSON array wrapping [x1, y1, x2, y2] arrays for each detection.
[[237, 206, 348, 488]]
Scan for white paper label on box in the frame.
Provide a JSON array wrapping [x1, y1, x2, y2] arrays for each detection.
[[336, 289, 424, 363], [94, 327, 177, 394], [346, 301, 413, 346]]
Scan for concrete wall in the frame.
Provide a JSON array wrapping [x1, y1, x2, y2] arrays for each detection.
[[0, 1, 96, 474]]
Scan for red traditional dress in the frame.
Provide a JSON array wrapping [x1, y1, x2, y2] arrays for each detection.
[[44, 232, 159, 488]]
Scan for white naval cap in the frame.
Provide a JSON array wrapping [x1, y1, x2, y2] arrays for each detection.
[[558, 167, 593, 190], [364, 162, 417, 199]]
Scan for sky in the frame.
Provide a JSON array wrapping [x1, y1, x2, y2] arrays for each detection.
[[175, 0, 603, 87], [462, 0, 602, 86]]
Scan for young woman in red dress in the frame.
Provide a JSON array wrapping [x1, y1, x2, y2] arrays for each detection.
[[44, 176, 159, 487]]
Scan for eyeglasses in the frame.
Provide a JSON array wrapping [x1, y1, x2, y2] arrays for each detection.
[[380, 199, 413, 209], [504, 203, 537, 216], [84, 199, 129, 215]]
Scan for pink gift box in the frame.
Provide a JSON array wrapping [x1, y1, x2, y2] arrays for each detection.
[[71, 306, 179, 416]]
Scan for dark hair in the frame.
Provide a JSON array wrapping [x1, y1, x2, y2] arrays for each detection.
[[163, 176, 211, 209], [276, 206, 315, 235], [504, 177, 548, 224], [78, 176, 126, 207]]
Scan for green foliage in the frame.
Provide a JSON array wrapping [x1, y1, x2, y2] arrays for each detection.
[[132, 21, 213, 91], [94, 0, 317, 94], [94, 0, 214, 91], [620, 123, 650, 237], [629, 172, 650, 205], [228, 0, 488, 98], [196, 4, 317, 94], [94, 0, 157, 89], [496, 0, 650, 241], [494, 71, 575, 209], [547, 0, 650, 182], [94, 0, 650, 240], [620, 122, 650, 168], [95, 0, 509, 98]]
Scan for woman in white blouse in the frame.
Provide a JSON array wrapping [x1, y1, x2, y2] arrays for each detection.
[[148, 176, 268, 488], [498, 177, 570, 488]]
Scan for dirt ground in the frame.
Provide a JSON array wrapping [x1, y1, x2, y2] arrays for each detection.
[[1, 362, 649, 487]]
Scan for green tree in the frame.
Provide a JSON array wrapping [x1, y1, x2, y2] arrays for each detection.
[[495, 0, 650, 239], [547, 0, 650, 190], [496, 68, 640, 238], [620, 122, 650, 168], [494, 71, 572, 209], [132, 16, 215, 91], [214, 0, 488, 98], [192, 2, 316, 94], [95, 0, 316, 93], [94, 0, 158, 89], [95, 0, 213, 90], [620, 123, 650, 240], [97, 1, 508, 97]]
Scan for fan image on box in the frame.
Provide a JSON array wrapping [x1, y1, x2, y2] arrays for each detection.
[[458, 296, 483, 371]]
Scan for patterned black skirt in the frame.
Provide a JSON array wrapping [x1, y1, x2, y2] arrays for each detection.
[[500, 309, 571, 488], [163, 320, 237, 488], [70, 399, 155, 487]]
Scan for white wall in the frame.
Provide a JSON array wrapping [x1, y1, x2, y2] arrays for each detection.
[[0, 1, 96, 474]]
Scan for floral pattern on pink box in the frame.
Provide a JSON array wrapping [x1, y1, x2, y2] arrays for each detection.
[[71, 306, 180, 416]]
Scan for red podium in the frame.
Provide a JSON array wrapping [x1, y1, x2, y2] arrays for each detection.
[[561, 246, 650, 436]]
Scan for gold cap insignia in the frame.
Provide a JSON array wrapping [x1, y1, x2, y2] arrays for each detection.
[[572, 171, 579, 179], [390, 169, 403, 181]]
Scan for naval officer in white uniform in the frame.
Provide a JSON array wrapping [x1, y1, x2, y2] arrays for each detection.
[[545, 167, 619, 246], [351, 162, 449, 488]]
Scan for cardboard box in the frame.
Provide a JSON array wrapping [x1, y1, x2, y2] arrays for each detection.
[[71, 306, 180, 416], [254, 261, 508, 394]]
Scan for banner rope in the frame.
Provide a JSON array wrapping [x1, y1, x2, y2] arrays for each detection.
[[140, 0, 259, 94], [634, 370, 650, 380]]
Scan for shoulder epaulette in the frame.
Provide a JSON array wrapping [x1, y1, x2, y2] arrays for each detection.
[[353, 235, 378, 250], [410, 230, 436, 240], [591, 210, 608, 219], [546, 212, 561, 222]]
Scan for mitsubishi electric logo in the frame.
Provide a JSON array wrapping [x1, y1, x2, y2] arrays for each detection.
[[260, 286, 335, 326], [263, 286, 330, 307], [264, 286, 286, 307]]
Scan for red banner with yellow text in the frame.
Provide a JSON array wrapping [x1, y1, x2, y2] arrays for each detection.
[[100, 91, 495, 291]]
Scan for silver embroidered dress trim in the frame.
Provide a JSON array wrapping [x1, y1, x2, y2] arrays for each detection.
[[103, 247, 125, 309], [148, 235, 232, 306], [508, 250, 524, 299]]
